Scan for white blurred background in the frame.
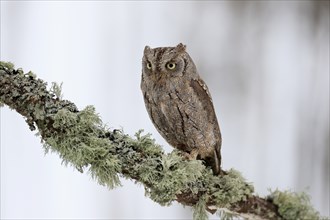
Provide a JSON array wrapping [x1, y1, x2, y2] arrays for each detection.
[[1, 1, 329, 219]]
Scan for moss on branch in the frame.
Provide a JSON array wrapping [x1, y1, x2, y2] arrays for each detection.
[[0, 61, 321, 220]]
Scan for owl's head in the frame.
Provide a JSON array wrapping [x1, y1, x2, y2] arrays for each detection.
[[142, 43, 196, 79]]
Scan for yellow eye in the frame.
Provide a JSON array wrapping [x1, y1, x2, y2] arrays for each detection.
[[166, 62, 176, 70], [146, 62, 152, 70]]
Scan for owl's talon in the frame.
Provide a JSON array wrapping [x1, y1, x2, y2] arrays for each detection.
[[179, 150, 199, 160], [177, 151, 191, 160], [188, 149, 199, 160]]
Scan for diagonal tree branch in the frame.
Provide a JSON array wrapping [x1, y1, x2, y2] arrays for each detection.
[[0, 62, 321, 220]]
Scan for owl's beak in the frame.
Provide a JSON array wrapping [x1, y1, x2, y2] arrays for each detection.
[[156, 72, 167, 82]]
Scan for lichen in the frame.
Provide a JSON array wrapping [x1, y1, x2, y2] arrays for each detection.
[[50, 82, 63, 99], [268, 189, 321, 220], [43, 106, 121, 188], [193, 195, 208, 220], [147, 151, 205, 205], [208, 169, 254, 208], [0, 61, 15, 70], [217, 208, 241, 220]]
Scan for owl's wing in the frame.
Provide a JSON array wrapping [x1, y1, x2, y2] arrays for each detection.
[[190, 78, 218, 126], [190, 77, 222, 175]]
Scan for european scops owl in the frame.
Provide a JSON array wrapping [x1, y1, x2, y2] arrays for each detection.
[[141, 43, 222, 175]]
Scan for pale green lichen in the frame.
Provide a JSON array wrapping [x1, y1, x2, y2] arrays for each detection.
[[0, 61, 15, 70], [106, 129, 206, 206], [208, 169, 254, 208], [268, 189, 321, 220], [43, 106, 121, 189], [108, 129, 208, 207], [193, 195, 208, 220], [50, 82, 63, 99], [147, 151, 205, 205], [217, 208, 241, 220], [25, 70, 36, 78]]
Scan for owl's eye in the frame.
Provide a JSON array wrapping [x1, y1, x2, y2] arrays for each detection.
[[146, 62, 152, 70], [166, 62, 176, 70]]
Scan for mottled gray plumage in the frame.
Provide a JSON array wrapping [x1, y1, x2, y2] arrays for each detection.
[[141, 43, 222, 175]]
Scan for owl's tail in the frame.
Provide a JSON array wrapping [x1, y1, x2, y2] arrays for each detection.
[[214, 146, 222, 175]]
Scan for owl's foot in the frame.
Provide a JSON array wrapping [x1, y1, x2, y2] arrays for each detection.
[[179, 149, 199, 160], [177, 151, 190, 160]]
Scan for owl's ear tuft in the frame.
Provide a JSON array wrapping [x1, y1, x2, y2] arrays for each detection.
[[144, 46, 151, 54], [176, 43, 186, 52]]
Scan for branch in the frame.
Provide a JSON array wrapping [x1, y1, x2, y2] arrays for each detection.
[[0, 62, 321, 220]]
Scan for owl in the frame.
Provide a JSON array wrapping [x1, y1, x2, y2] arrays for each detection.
[[141, 43, 222, 175]]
